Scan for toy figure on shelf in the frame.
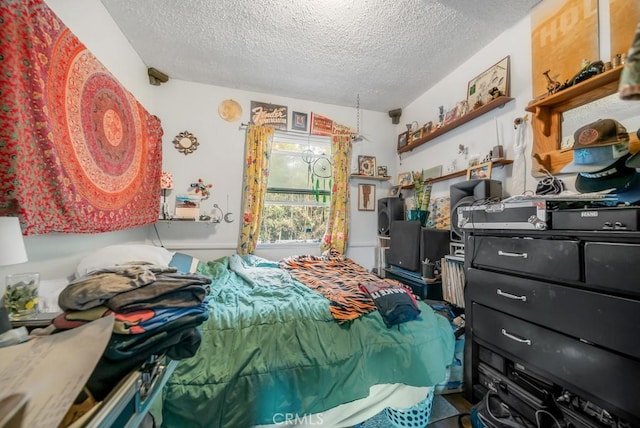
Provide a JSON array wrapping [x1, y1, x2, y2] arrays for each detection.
[[543, 69, 561, 95]]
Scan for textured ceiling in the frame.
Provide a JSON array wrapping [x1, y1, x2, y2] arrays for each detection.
[[100, 0, 540, 112]]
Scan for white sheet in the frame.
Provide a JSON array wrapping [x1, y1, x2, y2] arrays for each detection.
[[256, 384, 432, 428]]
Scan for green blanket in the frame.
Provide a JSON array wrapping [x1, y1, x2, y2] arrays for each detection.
[[161, 254, 454, 427]]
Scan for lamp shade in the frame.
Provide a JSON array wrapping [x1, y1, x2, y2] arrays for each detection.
[[161, 171, 174, 190], [0, 217, 27, 266]]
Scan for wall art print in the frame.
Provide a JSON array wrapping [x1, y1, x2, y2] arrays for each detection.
[[0, 0, 163, 234], [251, 101, 288, 129]]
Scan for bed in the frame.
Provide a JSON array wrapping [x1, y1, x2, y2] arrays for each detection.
[[157, 250, 455, 428]]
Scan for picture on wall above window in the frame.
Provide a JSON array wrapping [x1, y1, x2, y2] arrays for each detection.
[[358, 155, 376, 176], [358, 184, 375, 211], [250, 101, 288, 129], [467, 56, 510, 110], [292, 111, 308, 131]]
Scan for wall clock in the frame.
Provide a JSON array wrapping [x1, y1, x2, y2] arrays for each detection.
[[173, 131, 199, 155]]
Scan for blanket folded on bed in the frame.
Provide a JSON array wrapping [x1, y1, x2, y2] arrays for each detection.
[[280, 249, 406, 323]]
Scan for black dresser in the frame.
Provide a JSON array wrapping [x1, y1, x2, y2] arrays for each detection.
[[464, 229, 640, 427]]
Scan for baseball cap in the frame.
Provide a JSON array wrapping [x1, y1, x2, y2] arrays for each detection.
[[614, 172, 640, 204], [624, 129, 640, 169], [575, 153, 636, 193], [561, 119, 630, 173]]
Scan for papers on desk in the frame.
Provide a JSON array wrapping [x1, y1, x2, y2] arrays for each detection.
[[0, 315, 113, 428]]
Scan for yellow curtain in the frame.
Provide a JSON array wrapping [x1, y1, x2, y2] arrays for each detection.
[[237, 125, 275, 254], [320, 134, 352, 254]]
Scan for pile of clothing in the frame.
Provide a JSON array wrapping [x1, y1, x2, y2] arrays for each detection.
[[54, 263, 211, 400]]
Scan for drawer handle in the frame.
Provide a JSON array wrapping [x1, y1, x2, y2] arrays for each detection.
[[498, 250, 528, 258], [501, 328, 531, 346], [496, 289, 527, 302]]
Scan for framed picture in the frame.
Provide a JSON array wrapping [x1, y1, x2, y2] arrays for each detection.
[[466, 162, 493, 180], [398, 171, 413, 187], [410, 128, 423, 142], [291, 111, 308, 131], [443, 107, 458, 125], [377, 165, 388, 177], [467, 56, 510, 109], [358, 184, 375, 211], [358, 155, 376, 176], [397, 131, 409, 149], [389, 185, 402, 197]]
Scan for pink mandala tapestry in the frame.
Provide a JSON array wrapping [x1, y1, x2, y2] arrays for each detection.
[[0, 0, 163, 234]]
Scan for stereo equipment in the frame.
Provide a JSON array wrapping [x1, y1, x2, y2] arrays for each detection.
[[551, 206, 640, 231], [388, 222, 451, 273], [449, 179, 502, 240], [388, 220, 421, 272], [458, 200, 549, 231], [420, 228, 450, 265], [377, 197, 404, 235]]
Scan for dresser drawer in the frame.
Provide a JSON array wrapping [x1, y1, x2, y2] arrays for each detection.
[[469, 236, 580, 281], [467, 268, 640, 360], [472, 303, 640, 419], [585, 242, 640, 297]]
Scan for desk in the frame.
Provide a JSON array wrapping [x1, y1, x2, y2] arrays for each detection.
[[384, 266, 442, 300]]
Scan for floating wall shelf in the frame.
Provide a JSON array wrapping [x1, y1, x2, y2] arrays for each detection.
[[349, 174, 391, 181], [401, 159, 513, 188], [398, 96, 514, 154]]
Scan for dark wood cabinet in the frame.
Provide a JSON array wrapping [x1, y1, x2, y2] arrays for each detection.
[[464, 229, 640, 426]]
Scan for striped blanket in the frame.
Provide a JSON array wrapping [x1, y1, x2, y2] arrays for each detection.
[[280, 249, 406, 323]]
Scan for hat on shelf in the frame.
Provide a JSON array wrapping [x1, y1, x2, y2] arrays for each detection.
[[624, 129, 640, 169], [575, 153, 636, 193], [613, 172, 640, 204], [561, 119, 630, 173]]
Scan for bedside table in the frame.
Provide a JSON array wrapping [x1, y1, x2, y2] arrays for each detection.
[[10, 311, 60, 331]]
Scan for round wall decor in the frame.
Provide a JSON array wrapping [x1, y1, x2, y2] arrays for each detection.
[[173, 131, 199, 155], [218, 99, 242, 122]]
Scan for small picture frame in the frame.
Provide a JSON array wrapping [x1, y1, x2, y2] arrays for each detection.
[[398, 171, 413, 187], [377, 165, 388, 177], [291, 111, 308, 131], [358, 184, 375, 211], [358, 155, 376, 176], [410, 128, 423, 142], [466, 162, 493, 180], [389, 185, 402, 197], [397, 131, 409, 149]]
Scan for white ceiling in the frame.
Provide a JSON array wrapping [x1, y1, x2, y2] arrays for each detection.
[[100, 0, 540, 112]]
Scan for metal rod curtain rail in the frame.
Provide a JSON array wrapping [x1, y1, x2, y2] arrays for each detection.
[[238, 123, 311, 137]]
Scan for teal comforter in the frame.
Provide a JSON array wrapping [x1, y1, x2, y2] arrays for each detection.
[[161, 254, 454, 427]]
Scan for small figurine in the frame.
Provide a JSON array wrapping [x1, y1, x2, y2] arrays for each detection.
[[543, 69, 561, 95], [488, 87, 502, 100]]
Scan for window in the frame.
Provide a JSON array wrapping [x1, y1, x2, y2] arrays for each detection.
[[259, 132, 331, 244]]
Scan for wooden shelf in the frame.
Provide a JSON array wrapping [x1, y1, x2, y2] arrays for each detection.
[[525, 67, 623, 175], [349, 174, 391, 181], [401, 159, 513, 188], [397, 96, 515, 154]]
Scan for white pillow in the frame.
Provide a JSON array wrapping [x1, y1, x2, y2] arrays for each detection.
[[75, 245, 175, 278]]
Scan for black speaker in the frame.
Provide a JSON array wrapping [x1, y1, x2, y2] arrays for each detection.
[[388, 220, 422, 272], [420, 228, 451, 264], [450, 179, 502, 240], [378, 197, 404, 235]]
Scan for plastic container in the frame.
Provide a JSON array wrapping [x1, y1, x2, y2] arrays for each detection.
[[384, 388, 434, 428]]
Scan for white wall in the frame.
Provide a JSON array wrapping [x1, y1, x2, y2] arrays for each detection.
[[150, 78, 397, 267]]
